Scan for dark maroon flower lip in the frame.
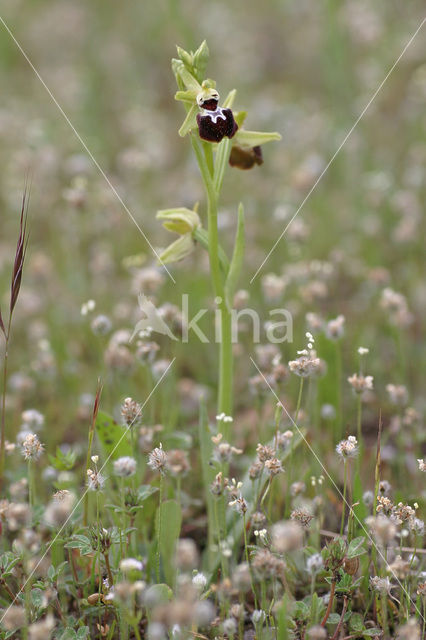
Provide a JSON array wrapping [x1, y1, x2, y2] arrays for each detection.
[[197, 107, 238, 143], [199, 98, 219, 111], [229, 145, 263, 170]]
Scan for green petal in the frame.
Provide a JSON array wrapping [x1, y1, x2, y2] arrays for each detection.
[[158, 234, 194, 265], [175, 90, 198, 104], [157, 208, 200, 234], [234, 129, 282, 147]]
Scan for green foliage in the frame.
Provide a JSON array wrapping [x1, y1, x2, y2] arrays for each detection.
[[95, 410, 132, 460], [48, 446, 77, 471], [157, 499, 182, 587]]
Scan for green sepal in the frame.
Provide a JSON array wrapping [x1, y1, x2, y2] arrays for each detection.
[[158, 233, 194, 264], [234, 129, 282, 147], [178, 103, 198, 137]]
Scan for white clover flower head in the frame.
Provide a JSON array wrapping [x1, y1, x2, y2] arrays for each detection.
[[417, 459, 426, 472], [271, 520, 304, 552], [192, 571, 207, 589], [81, 299, 96, 316], [21, 433, 44, 461], [289, 353, 321, 378], [409, 518, 424, 536], [113, 456, 137, 478], [229, 494, 248, 516], [370, 575, 392, 595], [307, 553, 323, 574], [252, 609, 266, 624], [336, 435, 358, 459], [120, 558, 144, 572], [121, 397, 143, 426], [325, 314, 345, 340], [87, 468, 105, 491], [348, 373, 374, 394], [386, 383, 408, 406], [21, 409, 44, 431], [148, 444, 167, 473]]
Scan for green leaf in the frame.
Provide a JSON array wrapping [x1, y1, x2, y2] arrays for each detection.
[[224, 203, 245, 310], [95, 410, 132, 461], [349, 613, 365, 632], [138, 485, 159, 501], [48, 446, 76, 471], [327, 613, 341, 625], [308, 592, 323, 626], [277, 594, 290, 640], [0, 552, 20, 577], [59, 630, 77, 640], [76, 628, 90, 640], [178, 104, 198, 137], [347, 536, 366, 559], [363, 630, 383, 637], [157, 499, 182, 587], [213, 137, 233, 194], [31, 588, 46, 611], [64, 535, 92, 556]]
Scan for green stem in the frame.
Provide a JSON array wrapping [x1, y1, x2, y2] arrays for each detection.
[[156, 474, 163, 582], [356, 395, 362, 475], [285, 378, 304, 516], [335, 340, 342, 439], [0, 320, 11, 493], [243, 513, 258, 609], [191, 134, 233, 437], [340, 460, 347, 536]]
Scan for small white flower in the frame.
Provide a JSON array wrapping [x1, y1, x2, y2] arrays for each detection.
[[307, 553, 323, 574], [21, 409, 44, 431], [358, 347, 369, 355], [87, 468, 105, 491], [417, 459, 426, 472], [252, 609, 265, 624], [113, 456, 137, 478], [81, 299, 96, 316], [192, 572, 207, 589], [336, 436, 358, 459], [21, 433, 44, 461], [120, 558, 144, 572], [91, 455, 99, 464], [348, 373, 374, 393], [216, 412, 233, 423]]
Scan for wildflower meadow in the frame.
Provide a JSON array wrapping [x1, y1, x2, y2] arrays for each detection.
[[0, 2, 425, 639]]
